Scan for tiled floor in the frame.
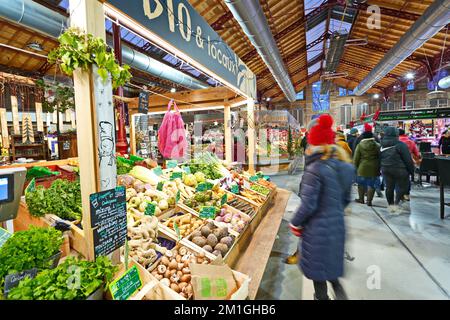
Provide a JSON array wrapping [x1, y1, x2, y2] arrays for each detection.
[[256, 172, 450, 300]]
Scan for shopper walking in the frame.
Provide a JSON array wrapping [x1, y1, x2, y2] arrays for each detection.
[[399, 128, 421, 201], [439, 130, 450, 155], [336, 130, 353, 158], [347, 128, 359, 154], [353, 123, 378, 152], [290, 114, 355, 300], [353, 130, 381, 206], [380, 127, 415, 213]]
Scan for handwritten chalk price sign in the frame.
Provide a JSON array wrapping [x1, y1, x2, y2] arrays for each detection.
[[90, 187, 127, 258]]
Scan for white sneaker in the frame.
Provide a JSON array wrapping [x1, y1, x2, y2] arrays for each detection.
[[388, 205, 400, 214]]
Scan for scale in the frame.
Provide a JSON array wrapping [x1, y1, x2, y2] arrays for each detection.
[[0, 167, 27, 233]]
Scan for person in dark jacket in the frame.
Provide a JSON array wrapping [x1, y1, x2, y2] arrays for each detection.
[[346, 128, 359, 154], [290, 114, 355, 300], [380, 126, 415, 213], [354, 131, 381, 206], [300, 132, 308, 152], [439, 130, 450, 155]]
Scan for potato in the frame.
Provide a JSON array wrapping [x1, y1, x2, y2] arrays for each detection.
[[180, 274, 191, 283], [170, 283, 180, 293]]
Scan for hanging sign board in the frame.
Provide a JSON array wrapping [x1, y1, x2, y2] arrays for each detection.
[[21, 113, 35, 144], [0, 108, 9, 147], [35, 102, 44, 132], [106, 0, 257, 99], [377, 108, 450, 122], [10, 96, 20, 135], [90, 186, 127, 258], [138, 91, 149, 114]]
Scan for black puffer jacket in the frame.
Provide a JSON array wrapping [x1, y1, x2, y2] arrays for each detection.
[[380, 127, 415, 174]]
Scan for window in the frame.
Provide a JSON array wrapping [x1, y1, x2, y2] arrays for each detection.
[[347, 89, 354, 96], [407, 80, 415, 91], [430, 98, 448, 108], [339, 105, 352, 126], [338, 87, 347, 96], [405, 101, 415, 109], [295, 90, 305, 100], [356, 103, 369, 119], [312, 81, 330, 112], [381, 102, 396, 111]]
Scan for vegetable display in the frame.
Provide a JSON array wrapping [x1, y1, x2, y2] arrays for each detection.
[[0, 227, 63, 294], [227, 197, 257, 217], [190, 221, 235, 257], [188, 152, 228, 180], [162, 212, 204, 238], [150, 246, 208, 299], [250, 184, 271, 196], [183, 188, 226, 214], [7, 256, 117, 300], [25, 179, 82, 221], [215, 207, 248, 233]]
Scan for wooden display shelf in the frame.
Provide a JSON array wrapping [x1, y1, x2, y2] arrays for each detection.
[[0, 158, 77, 169]]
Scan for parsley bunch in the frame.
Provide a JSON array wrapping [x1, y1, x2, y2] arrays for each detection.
[[26, 179, 82, 221]]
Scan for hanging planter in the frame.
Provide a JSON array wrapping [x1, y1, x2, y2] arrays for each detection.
[[48, 27, 132, 89]]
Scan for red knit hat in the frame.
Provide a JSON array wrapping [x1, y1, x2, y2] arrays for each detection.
[[307, 114, 335, 146], [364, 123, 373, 132]]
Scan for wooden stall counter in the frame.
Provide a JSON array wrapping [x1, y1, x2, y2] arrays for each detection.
[[1, 158, 78, 170], [234, 188, 291, 299]]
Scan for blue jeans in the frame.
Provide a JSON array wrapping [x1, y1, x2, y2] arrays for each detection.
[[357, 176, 379, 188]]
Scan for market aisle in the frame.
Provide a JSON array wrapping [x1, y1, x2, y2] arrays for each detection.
[[256, 174, 450, 300]]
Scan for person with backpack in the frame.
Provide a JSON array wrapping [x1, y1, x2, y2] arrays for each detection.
[[346, 128, 359, 154], [290, 114, 355, 300], [380, 127, 415, 213]]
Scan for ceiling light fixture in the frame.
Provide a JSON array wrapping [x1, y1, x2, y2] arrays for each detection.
[[405, 72, 415, 80], [26, 41, 44, 52], [373, 93, 380, 99], [266, 97, 271, 101], [170, 88, 176, 93]]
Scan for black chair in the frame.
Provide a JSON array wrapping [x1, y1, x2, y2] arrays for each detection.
[[419, 142, 432, 153], [436, 157, 450, 219], [415, 156, 439, 185]]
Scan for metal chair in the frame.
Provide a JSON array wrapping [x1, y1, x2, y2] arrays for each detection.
[[415, 156, 439, 185]]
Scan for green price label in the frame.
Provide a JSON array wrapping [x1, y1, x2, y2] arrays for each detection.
[[166, 160, 178, 169], [145, 202, 156, 216], [176, 190, 181, 203], [109, 265, 142, 300], [231, 184, 240, 194], [200, 206, 217, 219], [0, 227, 12, 249], [221, 193, 228, 205], [197, 182, 213, 192], [170, 172, 183, 181], [157, 181, 164, 191], [263, 175, 271, 181], [153, 166, 163, 176], [183, 166, 191, 174], [25, 178, 36, 194], [249, 176, 259, 182], [173, 221, 181, 241]]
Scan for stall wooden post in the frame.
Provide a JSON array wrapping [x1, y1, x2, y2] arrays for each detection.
[[69, 0, 108, 261], [224, 103, 232, 164], [247, 98, 256, 174]]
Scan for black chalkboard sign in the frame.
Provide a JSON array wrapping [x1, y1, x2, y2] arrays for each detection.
[[4, 268, 38, 297], [90, 186, 127, 258], [138, 91, 150, 114]]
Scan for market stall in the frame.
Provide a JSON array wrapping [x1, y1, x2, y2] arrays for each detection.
[[0, 0, 290, 301]]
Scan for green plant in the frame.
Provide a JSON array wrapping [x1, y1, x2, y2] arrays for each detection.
[[0, 226, 63, 294], [25, 179, 82, 221], [48, 27, 132, 89], [35, 79, 75, 114], [7, 256, 117, 300]]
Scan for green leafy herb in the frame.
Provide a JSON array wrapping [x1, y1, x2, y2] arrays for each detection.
[[7, 256, 117, 300], [0, 226, 63, 295], [25, 179, 82, 221], [48, 28, 132, 89]]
